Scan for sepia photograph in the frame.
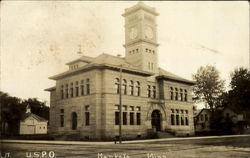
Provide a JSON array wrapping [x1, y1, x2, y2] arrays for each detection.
[[0, 1, 249, 158]]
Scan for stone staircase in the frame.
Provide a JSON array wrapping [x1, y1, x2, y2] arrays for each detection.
[[54, 131, 80, 141], [157, 131, 175, 138]]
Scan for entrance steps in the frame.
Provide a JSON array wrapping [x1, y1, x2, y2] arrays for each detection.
[[54, 131, 80, 141], [157, 131, 175, 138]]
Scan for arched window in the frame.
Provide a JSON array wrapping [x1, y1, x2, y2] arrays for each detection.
[[147, 85, 151, 98], [181, 117, 184, 125], [75, 81, 79, 97], [175, 88, 178, 100], [152, 86, 156, 98], [115, 78, 120, 94], [135, 81, 140, 96], [184, 89, 187, 101], [70, 82, 74, 97], [122, 79, 127, 95], [180, 89, 183, 101], [129, 80, 134, 96], [65, 84, 69, 98], [61, 85, 64, 99], [170, 87, 173, 100], [86, 79, 90, 95], [80, 80, 84, 96]]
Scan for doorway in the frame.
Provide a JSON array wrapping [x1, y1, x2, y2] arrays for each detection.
[[151, 110, 161, 131]]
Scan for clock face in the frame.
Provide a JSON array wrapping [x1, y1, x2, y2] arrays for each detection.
[[145, 26, 153, 39], [129, 27, 138, 39]]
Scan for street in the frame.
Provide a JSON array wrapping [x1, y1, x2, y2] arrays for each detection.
[[1, 135, 250, 158]]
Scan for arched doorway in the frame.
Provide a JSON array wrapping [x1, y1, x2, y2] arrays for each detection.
[[151, 110, 161, 131], [71, 112, 77, 130]]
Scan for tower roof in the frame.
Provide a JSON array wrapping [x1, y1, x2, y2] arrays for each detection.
[[122, 2, 159, 17]]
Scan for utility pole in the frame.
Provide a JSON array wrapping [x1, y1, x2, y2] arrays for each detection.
[[119, 65, 122, 144]]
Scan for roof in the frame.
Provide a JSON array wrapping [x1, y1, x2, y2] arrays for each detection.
[[21, 112, 48, 122], [44, 86, 56, 91], [157, 68, 195, 85], [122, 2, 159, 17], [194, 108, 211, 117], [49, 53, 153, 80], [66, 56, 94, 65]]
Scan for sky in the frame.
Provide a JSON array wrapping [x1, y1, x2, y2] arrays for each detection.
[[0, 1, 249, 106]]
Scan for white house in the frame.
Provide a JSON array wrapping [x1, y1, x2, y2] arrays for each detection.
[[20, 105, 48, 135]]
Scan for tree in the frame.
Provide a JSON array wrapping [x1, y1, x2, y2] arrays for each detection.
[[192, 65, 225, 111], [22, 98, 50, 120], [224, 67, 250, 112], [0, 91, 50, 136], [0, 91, 26, 135]]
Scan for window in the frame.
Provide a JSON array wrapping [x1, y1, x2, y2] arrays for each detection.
[[130, 112, 134, 125], [122, 105, 127, 111], [115, 112, 120, 125], [147, 85, 151, 98], [136, 106, 141, 111], [70, 82, 74, 97], [71, 112, 77, 130], [152, 86, 156, 98], [205, 114, 208, 121], [129, 106, 134, 111], [176, 115, 179, 125], [201, 123, 205, 129], [65, 84, 69, 98], [181, 117, 184, 125], [75, 81, 79, 97], [81, 80, 84, 96], [136, 113, 141, 125], [114, 104, 119, 110], [148, 62, 151, 70], [200, 114, 204, 121], [129, 51, 131, 55], [171, 114, 175, 125], [170, 87, 174, 100], [135, 81, 140, 96], [175, 88, 178, 100], [61, 85, 64, 99], [184, 89, 187, 101], [60, 114, 64, 127], [151, 63, 153, 70], [122, 79, 127, 95], [86, 79, 90, 95], [185, 110, 188, 114], [185, 117, 189, 125], [136, 48, 139, 53], [129, 80, 134, 96], [115, 78, 120, 94], [85, 105, 90, 126], [123, 112, 127, 125], [180, 89, 183, 101], [146, 48, 148, 52], [171, 109, 175, 113]]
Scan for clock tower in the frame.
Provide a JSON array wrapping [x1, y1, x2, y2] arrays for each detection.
[[122, 2, 159, 73]]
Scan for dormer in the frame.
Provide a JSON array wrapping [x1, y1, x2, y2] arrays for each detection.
[[66, 56, 94, 71]]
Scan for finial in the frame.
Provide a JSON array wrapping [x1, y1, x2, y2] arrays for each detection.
[[26, 104, 31, 113], [77, 44, 82, 55]]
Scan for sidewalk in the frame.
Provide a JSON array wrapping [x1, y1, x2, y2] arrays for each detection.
[[1, 134, 250, 145]]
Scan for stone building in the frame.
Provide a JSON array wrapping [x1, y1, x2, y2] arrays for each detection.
[[45, 2, 195, 140]]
